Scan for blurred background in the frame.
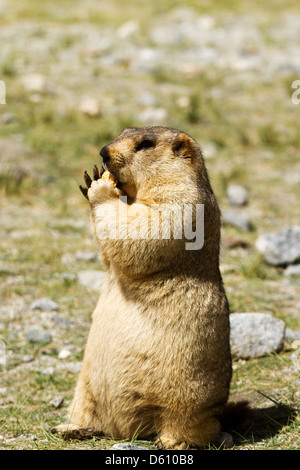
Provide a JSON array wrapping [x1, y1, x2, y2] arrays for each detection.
[[0, 0, 299, 449]]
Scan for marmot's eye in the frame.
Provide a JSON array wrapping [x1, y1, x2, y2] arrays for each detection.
[[136, 139, 154, 151]]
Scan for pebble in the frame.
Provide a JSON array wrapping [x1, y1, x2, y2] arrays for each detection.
[[50, 396, 64, 408], [30, 298, 59, 311], [51, 313, 73, 328], [22, 355, 35, 363], [116, 20, 139, 40], [42, 367, 55, 375], [62, 361, 82, 374], [21, 74, 52, 93], [137, 91, 157, 107], [285, 328, 300, 343], [230, 313, 286, 358], [61, 272, 77, 283], [1, 113, 16, 124], [222, 210, 253, 232], [138, 107, 167, 125], [79, 97, 101, 117], [26, 328, 52, 345], [75, 251, 98, 262], [201, 142, 217, 159], [110, 443, 148, 450], [58, 349, 72, 360], [77, 270, 105, 291], [255, 226, 300, 266], [226, 184, 248, 206], [284, 264, 300, 276]]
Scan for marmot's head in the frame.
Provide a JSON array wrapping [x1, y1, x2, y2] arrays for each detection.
[[99, 126, 212, 203]]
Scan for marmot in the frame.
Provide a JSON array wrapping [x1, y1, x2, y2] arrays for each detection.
[[52, 126, 252, 448]]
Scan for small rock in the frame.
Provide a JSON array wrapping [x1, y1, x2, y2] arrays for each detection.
[[1, 113, 16, 124], [50, 396, 64, 409], [58, 349, 72, 360], [21, 74, 52, 93], [226, 184, 248, 206], [230, 313, 286, 358], [75, 251, 98, 262], [51, 313, 73, 328], [30, 298, 59, 311], [255, 226, 300, 266], [137, 91, 156, 107], [285, 328, 300, 343], [0, 265, 14, 276], [110, 443, 148, 450], [26, 328, 52, 345], [116, 20, 139, 39], [0, 397, 15, 406], [138, 107, 167, 125], [222, 211, 253, 232], [284, 264, 300, 276], [78, 270, 105, 291], [201, 142, 217, 159], [79, 97, 100, 117], [61, 253, 75, 264], [131, 48, 161, 74], [61, 361, 82, 374], [42, 367, 55, 375], [22, 355, 34, 363], [61, 273, 77, 283]]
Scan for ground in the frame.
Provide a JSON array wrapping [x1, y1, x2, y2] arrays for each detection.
[[0, 0, 299, 450]]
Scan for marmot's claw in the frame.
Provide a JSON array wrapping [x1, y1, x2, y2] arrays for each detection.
[[93, 164, 100, 180], [80, 165, 108, 200], [84, 170, 92, 188], [79, 184, 89, 200]]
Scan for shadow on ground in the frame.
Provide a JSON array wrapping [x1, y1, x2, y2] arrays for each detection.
[[233, 403, 298, 446]]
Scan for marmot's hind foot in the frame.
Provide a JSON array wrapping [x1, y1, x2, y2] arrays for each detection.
[[49, 423, 103, 440], [154, 436, 189, 450]]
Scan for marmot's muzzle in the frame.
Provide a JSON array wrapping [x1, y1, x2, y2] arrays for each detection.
[[100, 144, 110, 164]]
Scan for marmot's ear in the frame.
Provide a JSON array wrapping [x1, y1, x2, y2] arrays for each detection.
[[172, 133, 193, 159]]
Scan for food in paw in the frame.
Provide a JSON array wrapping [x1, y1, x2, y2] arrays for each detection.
[[102, 170, 118, 187]]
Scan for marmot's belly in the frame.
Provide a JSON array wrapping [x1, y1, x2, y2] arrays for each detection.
[[87, 286, 231, 437]]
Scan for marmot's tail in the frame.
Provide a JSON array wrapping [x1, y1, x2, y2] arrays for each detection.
[[220, 400, 254, 434]]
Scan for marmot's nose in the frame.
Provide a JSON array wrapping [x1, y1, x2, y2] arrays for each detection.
[[100, 145, 110, 163]]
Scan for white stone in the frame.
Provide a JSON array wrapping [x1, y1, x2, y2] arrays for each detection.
[[226, 184, 248, 206], [110, 443, 148, 450], [284, 264, 300, 276], [21, 74, 52, 93], [78, 270, 105, 291], [79, 97, 100, 117], [256, 226, 300, 266], [58, 349, 71, 360], [230, 313, 286, 358], [30, 298, 58, 311]]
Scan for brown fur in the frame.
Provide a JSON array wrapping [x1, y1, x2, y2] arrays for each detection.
[[52, 126, 251, 448]]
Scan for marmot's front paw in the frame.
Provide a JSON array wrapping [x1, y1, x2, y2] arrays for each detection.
[[79, 165, 118, 204], [79, 164, 102, 200]]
